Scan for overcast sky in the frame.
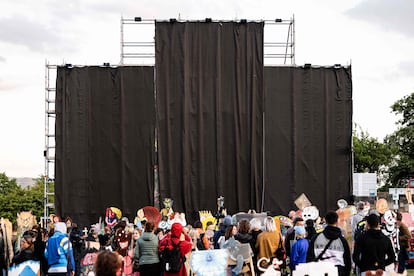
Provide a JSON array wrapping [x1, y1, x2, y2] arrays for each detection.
[[1, 0, 414, 178]]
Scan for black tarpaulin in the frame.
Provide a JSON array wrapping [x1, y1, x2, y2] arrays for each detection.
[[55, 66, 155, 227], [155, 21, 264, 219], [264, 66, 352, 216]]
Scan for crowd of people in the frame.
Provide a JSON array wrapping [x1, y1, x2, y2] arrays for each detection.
[[2, 202, 412, 276]]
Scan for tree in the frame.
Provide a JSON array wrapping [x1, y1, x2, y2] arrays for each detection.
[[353, 127, 392, 173], [385, 92, 414, 186], [0, 173, 50, 224], [0, 172, 19, 193]]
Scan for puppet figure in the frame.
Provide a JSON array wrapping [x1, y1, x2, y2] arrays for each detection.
[[160, 198, 174, 219], [1, 218, 13, 267], [15, 211, 37, 252], [216, 196, 227, 220], [381, 210, 400, 261], [257, 256, 283, 276], [105, 207, 122, 228], [134, 206, 161, 230]]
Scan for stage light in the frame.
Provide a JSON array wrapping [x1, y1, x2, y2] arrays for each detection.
[[275, 18, 283, 23], [169, 18, 177, 23], [240, 19, 247, 23], [134, 17, 142, 22], [334, 64, 342, 68], [103, 62, 110, 66], [205, 18, 212, 23], [304, 63, 312, 69], [65, 63, 73, 68]]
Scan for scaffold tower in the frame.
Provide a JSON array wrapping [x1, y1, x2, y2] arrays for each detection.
[[120, 16, 295, 65], [43, 62, 56, 227]]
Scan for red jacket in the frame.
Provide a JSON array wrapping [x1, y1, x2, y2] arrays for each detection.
[[159, 223, 192, 276]]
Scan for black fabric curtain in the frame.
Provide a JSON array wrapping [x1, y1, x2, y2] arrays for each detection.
[[264, 66, 353, 216], [55, 66, 155, 227], [155, 21, 264, 219]]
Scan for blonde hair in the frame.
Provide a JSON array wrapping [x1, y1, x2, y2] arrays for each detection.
[[264, 216, 277, 232], [250, 218, 262, 231]]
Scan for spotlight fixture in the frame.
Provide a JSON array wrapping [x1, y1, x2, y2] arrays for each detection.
[[169, 18, 177, 23], [205, 18, 212, 23], [275, 18, 283, 23], [240, 19, 247, 23], [103, 62, 110, 66], [134, 17, 142, 22], [334, 64, 342, 68], [65, 63, 73, 68], [304, 63, 312, 69]]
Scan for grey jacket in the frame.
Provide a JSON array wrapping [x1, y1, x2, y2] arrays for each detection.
[[134, 232, 160, 265]]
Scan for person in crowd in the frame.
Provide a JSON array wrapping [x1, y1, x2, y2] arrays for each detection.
[[285, 217, 304, 257], [69, 223, 85, 276], [289, 225, 308, 272], [158, 222, 192, 276], [11, 233, 36, 265], [396, 212, 411, 273], [132, 227, 141, 248], [201, 221, 215, 250], [94, 251, 121, 276], [44, 222, 75, 276], [352, 213, 395, 275], [288, 210, 296, 221], [188, 228, 199, 251], [213, 215, 232, 249], [255, 216, 283, 261], [193, 221, 205, 250], [135, 221, 161, 276], [249, 217, 262, 274], [155, 228, 165, 240], [32, 225, 48, 276], [351, 201, 366, 241], [307, 211, 351, 276], [224, 224, 238, 242], [305, 219, 317, 242], [235, 219, 252, 244]]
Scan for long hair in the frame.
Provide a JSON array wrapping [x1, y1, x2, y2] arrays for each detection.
[[264, 216, 277, 232], [224, 225, 236, 240]]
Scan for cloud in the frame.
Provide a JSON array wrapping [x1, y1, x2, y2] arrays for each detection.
[[397, 61, 414, 77], [0, 16, 58, 52], [0, 56, 5, 62], [0, 14, 76, 54], [0, 78, 16, 91], [345, 0, 414, 38]]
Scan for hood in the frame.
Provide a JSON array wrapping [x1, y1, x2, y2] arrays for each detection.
[[54, 222, 67, 234], [141, 232, 156, 241], [322, 225, 342, 240], [367, 228, 384, 238], [170, 222, 183, 238]]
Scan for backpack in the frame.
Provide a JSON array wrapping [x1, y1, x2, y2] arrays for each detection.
[[196, 233, 206, 250], [160, 241, 182, 273], [353, 218, 367, 241]]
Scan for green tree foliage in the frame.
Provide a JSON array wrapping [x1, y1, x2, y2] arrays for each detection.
[[353, 128, 392, 173], [385, 92, 414, 186], [0, 173, 48, 224], [0, 172, 19, 193]]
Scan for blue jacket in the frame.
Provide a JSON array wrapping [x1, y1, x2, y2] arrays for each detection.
[[290, 238, 309, 271], [45, 232, 75, 273]]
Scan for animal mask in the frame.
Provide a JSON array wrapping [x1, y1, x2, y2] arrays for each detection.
[[302, 206, 319, 221]]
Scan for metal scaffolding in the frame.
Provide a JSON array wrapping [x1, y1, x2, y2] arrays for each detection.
[[44, 17, 296, 223], [43, 62, 56, 227], [120, 16, 295, 65]]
